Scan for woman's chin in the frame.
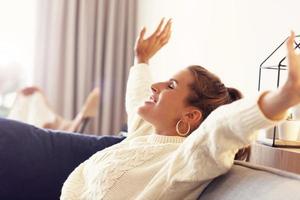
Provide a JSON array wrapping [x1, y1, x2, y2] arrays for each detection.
[[138, 102, 154, 118]]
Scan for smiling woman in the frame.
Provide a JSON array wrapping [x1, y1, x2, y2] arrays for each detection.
[[61, 18, 300, 200], [138, 69, 196, 136]]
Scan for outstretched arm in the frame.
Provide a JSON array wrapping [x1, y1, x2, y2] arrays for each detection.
[[259, 31, 300, 120], [125, 19, 172, 133], [135, 31, 300, 199]]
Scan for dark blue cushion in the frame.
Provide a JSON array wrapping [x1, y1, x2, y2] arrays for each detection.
[[0, 118, 125, 200]]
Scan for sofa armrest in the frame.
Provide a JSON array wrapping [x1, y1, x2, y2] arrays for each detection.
[[199, 161, 300, 200], [0, 118, 125, 200]]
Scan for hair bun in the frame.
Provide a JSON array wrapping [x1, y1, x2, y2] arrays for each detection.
[[227, 87, 243, 102]]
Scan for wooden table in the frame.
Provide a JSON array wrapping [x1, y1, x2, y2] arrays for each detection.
[[249, 142, 300, 174]]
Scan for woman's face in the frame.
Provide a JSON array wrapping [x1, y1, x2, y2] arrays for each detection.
[[138, 69, 195, 133]]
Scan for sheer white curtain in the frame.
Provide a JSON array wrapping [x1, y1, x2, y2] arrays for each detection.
[[34, 0, 138, 135]]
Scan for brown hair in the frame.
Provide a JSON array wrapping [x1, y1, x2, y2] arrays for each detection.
[[186, 65, 243, 121], [186, 65, 249, 161]]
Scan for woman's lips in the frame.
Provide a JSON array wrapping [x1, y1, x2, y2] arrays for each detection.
[[150, 95, 157, 103], [144, 95, 157, 104], [144, 100, 155, 104]]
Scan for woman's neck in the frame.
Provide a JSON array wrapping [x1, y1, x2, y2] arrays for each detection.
[[155, 127, 180, 137]]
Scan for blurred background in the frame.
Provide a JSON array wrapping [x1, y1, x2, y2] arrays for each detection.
[[0, 0, 299, 135]]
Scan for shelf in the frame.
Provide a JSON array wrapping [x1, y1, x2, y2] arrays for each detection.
[[257, 137, 300, 148], [250, 142, 300, 174], [260, 65, 287, 70]]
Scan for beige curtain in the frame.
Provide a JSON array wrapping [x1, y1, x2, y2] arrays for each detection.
[[34, 0, 137, 135]]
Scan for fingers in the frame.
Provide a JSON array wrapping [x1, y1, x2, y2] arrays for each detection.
[[153, 18, 165, 35], [287, 30, 295, 55], [138, 27, 146, 43], [136, 18, 172, 52], [158, 19, 172, 43], [163, 28, 172, 45], [158, 19, 172, 37]]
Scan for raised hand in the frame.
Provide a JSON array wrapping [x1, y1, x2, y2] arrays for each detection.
[[135, 18, 172, 64], [285, 31, 300, 104], [258, 31, 300, 121]]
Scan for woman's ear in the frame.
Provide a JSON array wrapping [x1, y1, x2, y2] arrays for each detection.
[[184, 109, 202, 125]]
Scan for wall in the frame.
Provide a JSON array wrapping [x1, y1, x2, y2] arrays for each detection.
[[136, 0, 300, 97]]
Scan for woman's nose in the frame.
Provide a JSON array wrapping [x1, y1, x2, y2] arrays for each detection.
[[151, 85, 158, 94], [151, 82, 161, 93]]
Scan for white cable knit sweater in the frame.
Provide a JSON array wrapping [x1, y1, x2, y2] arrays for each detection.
[[60, 64, 285, 200]]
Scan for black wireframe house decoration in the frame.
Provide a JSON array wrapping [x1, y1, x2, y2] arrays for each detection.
[[258, 34, 300, 148]]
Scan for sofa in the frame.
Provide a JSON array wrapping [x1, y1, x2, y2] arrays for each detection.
[[1, 118, 300, 200]]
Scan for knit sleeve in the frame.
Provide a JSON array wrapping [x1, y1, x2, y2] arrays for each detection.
[[125, 63, 153, 136], [60, 162, 85, 200], [136, 92, 287, 200]]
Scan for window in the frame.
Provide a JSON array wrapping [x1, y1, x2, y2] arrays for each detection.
[[0, 0, 37, 116]]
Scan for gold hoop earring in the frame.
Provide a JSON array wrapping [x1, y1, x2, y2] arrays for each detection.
[[176, 120, 191, 137]]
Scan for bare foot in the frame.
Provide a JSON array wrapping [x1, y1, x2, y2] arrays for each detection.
[[81, 87, 100, 118]]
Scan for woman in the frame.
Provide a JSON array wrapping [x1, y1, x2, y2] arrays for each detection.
[[61, 19, 299, 200]]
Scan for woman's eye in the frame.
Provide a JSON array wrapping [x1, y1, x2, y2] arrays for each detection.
[[168, 83, 175, 89]]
